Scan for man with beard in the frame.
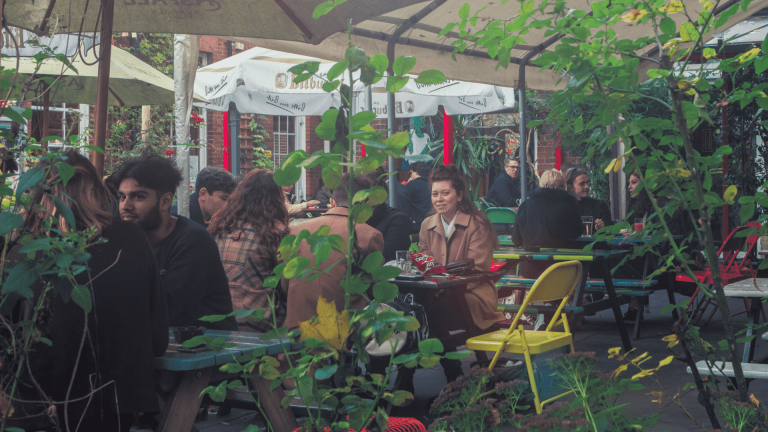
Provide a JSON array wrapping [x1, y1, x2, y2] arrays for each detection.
[[112, 153, 237, 330]]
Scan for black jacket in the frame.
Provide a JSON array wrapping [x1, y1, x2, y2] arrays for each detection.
[[313, 186, 333, 207], [512, 188, 584, 249], [486, 172, 521, 207], [27, 221, 169, 424], [189, 191, 206, 227], [396, 177, 431, 229], [368, 203, 412, 262], [576, 196, 614, 226]]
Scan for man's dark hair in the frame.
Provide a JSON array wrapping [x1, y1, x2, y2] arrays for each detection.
[[504, 157, 520, 166], [110, 153, 183, 196], [195, 167, 237, 195], [332, 173, 374, 207], [409, 161, 432, 178]]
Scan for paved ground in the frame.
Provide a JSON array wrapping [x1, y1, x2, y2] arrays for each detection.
[[134, 291, 768, 431]]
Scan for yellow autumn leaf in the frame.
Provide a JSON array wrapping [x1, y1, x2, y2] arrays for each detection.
[[299, 297, 352, 351], [614, 157, 623, 172], [611, 363, 629, 378], [621, 9, 649, 23], [663, 38, 683, 49], [650, 390, 664, 408], [739, 48, 761, 64], [751, 394, 762, 407], [659, 0, 683, 14], [702, 1, 714, 11], [655, 355, 674, 370], [631, 352, 650, 365], [608, 347, 623, 358], [724, 185, 738, 204], [661, 334, 677, 342], [631, 369, 654, 380]]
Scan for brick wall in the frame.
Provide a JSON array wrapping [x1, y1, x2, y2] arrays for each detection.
[[533, 126, 581, 174]]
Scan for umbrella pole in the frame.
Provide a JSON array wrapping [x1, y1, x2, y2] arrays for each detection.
[[92, 0, 114, 177]]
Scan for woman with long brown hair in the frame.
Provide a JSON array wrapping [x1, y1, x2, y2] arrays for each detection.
[[418, 165, 504, 383], [208, 169, 289, 331], [15, 150, 168, 432]]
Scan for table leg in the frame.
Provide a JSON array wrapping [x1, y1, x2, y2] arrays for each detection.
[[602, 260, 632, 351], [743, 296, 762, 364], [156, 368, 212, 432], [452, 283, 489, 362], [666, 272, 680, 321], [249, 376, 299, 432]]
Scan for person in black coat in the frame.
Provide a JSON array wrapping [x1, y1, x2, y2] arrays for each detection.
[[396, 161, 432, 232], [565, 166, 613, 231], [486, 157, 522, 207], [512, 169, 583, 277], [367, 169, 413, 261], [15, 151, 169, 432]]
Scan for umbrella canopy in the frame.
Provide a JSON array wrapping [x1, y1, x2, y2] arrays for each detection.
[[353, 78, 515, 119], [229, 0, 768, 91], [5, 0, 424, 44], [16, 43, 206, 106], [194, 47, 341, 116]]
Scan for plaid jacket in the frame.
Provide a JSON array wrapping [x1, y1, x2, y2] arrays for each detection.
[[215, 224, 287, 332]]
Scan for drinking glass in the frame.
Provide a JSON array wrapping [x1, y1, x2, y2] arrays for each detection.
[[396, 250, 411, 274], [634, 218, 644, 233], [581, 216, 594, 236]]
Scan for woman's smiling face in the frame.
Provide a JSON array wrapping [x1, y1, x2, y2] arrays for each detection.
[[432, 180, 461, 216]]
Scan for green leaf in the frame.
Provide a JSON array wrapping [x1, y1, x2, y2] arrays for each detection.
[[19, 237, 51, 253], [373, 281, 398, 302], [368, 186, 387, 205], [362, 251, 385, 273], [385, 131, 410, 150], [315, 109, 339, 141], [322, 165, 342, 190], [352, 203, 373, 223], [369, 54, 389, 73], [419, 339, 444, 355], [351, 111, 376, 131], [54, 161, 75, 185], [198, 314, 228, 322], [414, 70, 446, 85], [443, 350, 472, 360], [0, 212, 22, 236], [283, 256, 310, 279], [345, 46, 367, 70], [16, 167, 45, 199], [53, 196, 76, 230], [2, 107, 26, 124], [312, 1, 335, 19], [327, 60, 349, 81], [659, 17, 676, 36], [458, 2, 470, 20], [393, 56, 417, 77], [680, 22, 697, 42], [439, 22, 456, 38], [322, 81, 340, 92], [273, 165, 301, 186], [419, 355, 441, 369], [386, 76, 410, 93], [2, 261, 36, 297], [71, 284, 92, 313], [371, 265, 401, 281], [315, 364, 338, 380]]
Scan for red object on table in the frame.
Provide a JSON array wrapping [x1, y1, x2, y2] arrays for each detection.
[[222, 111, 230, 172], [634, 223, 643, 232], [490, 259, 505, 272], [292, 417, 425, 432], [443, 107, 454, 165]]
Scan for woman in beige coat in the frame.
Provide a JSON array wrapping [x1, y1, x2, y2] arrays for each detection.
[[418, 165, 505, 383]]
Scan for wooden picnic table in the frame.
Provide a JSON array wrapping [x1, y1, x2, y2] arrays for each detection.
[[493, 247, 633, 351], [723, 279, 768, 364], [154, 330, 301, 432]]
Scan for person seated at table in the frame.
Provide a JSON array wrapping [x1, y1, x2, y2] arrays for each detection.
[[283, 173, 384, 329], [397, 161, 432, 232], [209, 170, 290, 332], [14, 151, 169, 432], [111, 153, 238, 330], [367, 167, 412, 262], [284, 183, 321, 217], [190, 166, 238, 229], [512, 169, 584, 277], [418, 165, 506, 383], [565, 165, 613, 231], [486, 156, 522, 207], [313, 177, 333, 207]]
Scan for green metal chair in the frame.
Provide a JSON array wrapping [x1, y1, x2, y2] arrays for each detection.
[[486, 207, 517, 242]]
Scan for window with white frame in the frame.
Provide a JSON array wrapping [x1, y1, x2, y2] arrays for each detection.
[[273, 116, 295, 172]]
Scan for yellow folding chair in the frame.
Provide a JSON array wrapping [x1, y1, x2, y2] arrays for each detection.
[[466, 260, 583, 414]]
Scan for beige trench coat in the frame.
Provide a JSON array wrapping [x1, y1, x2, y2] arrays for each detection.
[[419, 211, 504, 331]]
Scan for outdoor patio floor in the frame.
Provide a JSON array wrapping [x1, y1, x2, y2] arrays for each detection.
[[134, 290, 768, 431]]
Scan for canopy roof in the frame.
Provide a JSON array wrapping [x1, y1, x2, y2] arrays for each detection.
[[230, 0, 768, 90]]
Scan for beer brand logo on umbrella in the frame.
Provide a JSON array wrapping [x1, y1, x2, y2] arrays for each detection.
[[405, 101, 415, 113], [275, 73, 288, 89]]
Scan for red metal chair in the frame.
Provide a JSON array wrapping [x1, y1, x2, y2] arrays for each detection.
[[676, 222, 762, 325]]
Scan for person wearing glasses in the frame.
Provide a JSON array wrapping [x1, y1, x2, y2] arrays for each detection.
[[486, 156, 522, 207]]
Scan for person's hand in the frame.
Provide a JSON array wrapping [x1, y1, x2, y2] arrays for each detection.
[[304, 200, 321, 209], [595, 219, 605, 230]]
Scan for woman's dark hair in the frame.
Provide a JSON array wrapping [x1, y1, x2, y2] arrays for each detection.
[[24, 150, 114, 234], [564, 165, 588, 191], [208, 170, 288, 247], [429, 165, 498, 248]]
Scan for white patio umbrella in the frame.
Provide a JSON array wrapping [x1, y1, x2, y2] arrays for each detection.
[[193, 47, 341, 116], [352, 77, 515, 119]]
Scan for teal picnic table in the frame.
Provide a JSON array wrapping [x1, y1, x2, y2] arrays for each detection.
[[493, 247, 633, 351], [154, 330, 301, 432]]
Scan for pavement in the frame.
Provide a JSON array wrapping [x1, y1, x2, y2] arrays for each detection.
[[134, 290, 768, 431]]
